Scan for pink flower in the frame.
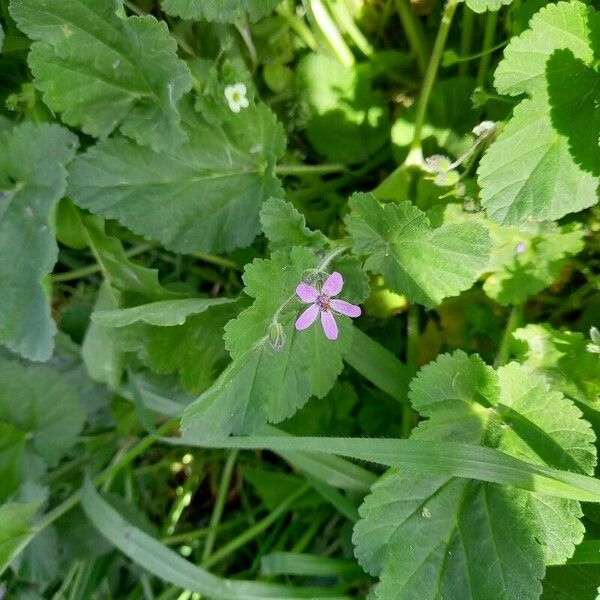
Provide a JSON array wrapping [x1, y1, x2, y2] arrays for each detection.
[[295, 272, 361, 340]]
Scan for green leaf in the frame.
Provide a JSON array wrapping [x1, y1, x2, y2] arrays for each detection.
[[346, 193, 490, 307], [81, 216, 179, 301], [0, 423, 26, 501], [166, 430, 600, 503], [0, 501, 40, 575], [546, 49, 600, 176], [261, 552, 363, 578], [82, 283, 125, 388], [542, 565, 600, 599], [94, 298, 238, 328], [10, 0, 193, 151], [81, 481, 351, 599], [494, 1, 598, 97], [466, 0, 513, 14], [483, 221, 584, 305], [512, 324, 600, 410], [0, 356, 86, 467], [297, 54, 389, 165], [343, 328, 410, 404], [353, 352, 596, 599], [161, 0, 282, 23], [481, 1, 600, 224], [0, 122, 77, 361], [260, 197, 327, 252], [181, 248, 353, 441], [93, 298, 240, 393], [69, 103, 285, 254], [478, 96, 599, 224]]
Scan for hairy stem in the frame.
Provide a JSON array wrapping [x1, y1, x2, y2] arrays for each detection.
[[402, 304, 420, 438], [408, 0, 459, 164], [394, 0, 429, 75], [494, 304, 524, 368], [202, 450, 239, 563], [476, 10, 498, 88], [458, 6, 475, 76], [305, 0, 355, 67]]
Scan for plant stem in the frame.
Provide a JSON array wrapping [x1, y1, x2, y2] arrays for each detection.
[[458, 6, 475, 76], [202, 450, 239, 563], [52, 243, 155, 283], [191, 252, 239, 269], [402, 304, 419, 438], [276, 4, 318, 51], [494, 304, 523, 368], [275, 163, 349, 176], [394, 0, 428, 76], [202, 485, 309, 569], [476, 10, 498, 88], [305, 0, 355, 67], [408, 0, 459, 165], [327, 0, 374, 57]]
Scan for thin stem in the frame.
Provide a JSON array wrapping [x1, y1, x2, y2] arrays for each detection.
[[402, 304, 419, 438], [276, 5, 318, 51], [327, 0, 374, 57], [202, 485, 309, 569], [202, 450, 239, 563], [162, 510, 260, 545], [52, 243, 155, 283], [394, 0, 428, 76], [494, 304, 524, 368], [191, 252, 239, 269], [408, 0, 459, 164], [458, 6, 475, 76], [275, 163, 349, 176], [305, 0, 355, 67], [317, 241, 352, 272], [476, 10, 498, 88], [448, 40, 508, 65]]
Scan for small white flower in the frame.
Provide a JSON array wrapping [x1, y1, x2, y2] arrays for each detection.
[[472, 120, 496, 137], [224, 83, 249, 113]]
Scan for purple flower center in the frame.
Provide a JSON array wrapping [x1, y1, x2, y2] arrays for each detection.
[[316, 294, 332, 312]]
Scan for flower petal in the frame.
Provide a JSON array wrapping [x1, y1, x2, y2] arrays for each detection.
[[322, 271, 343, 297], [320, 310, 339, 340], [330, 299, 361, 318], [296, 283, 319, 303], [295, 303, 319, 331], [240, 97, 249, 109], [233, 82, 247, 96]]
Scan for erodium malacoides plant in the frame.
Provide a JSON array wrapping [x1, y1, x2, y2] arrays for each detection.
[[0, 0, 599, 598]]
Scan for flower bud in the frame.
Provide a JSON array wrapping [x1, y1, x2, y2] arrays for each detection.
[[268, 322, 285, 352]]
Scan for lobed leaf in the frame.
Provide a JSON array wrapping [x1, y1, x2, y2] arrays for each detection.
[[94, 298, 241, 393], [483, 221, 584, 305], [0, 501, 40, 576], [353, 353, 597, 599], [10, 0, 193, 151], [0, 123, 77, 361], [0, 357, 86, 468], [68, 103, 285, 254], [494, 1, 598, 97], [478, 96, 598, 224], [260, 197, 327, 252], [346, 193, 490, 307], [161, 0, 282, 23], [182, 248, 354, 440], [512, 324, 600, 410]]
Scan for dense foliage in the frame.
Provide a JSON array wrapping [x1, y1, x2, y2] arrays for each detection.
[[0, 0, 599, 598]]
